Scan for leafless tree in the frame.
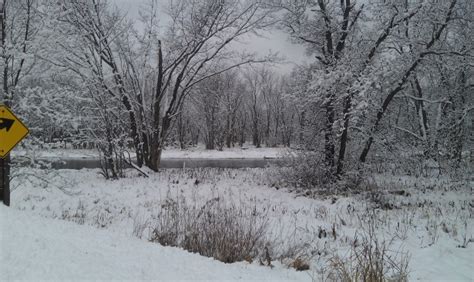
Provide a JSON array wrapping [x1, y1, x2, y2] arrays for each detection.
[[59, 0, 275, 171], [276, 0, 468, 181]]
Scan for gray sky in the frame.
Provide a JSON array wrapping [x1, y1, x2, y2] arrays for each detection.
[[111, 0, 308, 73]]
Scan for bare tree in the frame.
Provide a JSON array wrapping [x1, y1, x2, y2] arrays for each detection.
[[142, 0, 274, 169], [359, 0, 460, 163], [1, 0, 40, 104], [59, 0, 274, 171], [277, 0, 467, 181], [275, 0, 366, 177]]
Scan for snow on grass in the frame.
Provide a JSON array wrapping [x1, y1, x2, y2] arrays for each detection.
[[0, 205, 311, 281], [8, 167, 474, 281]]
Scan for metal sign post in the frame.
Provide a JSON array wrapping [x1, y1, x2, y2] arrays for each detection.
[[0, 2, 8, 206], [0, 105, 29, 206], [1, 2, 28, 207], [0, 156, 10, 206]]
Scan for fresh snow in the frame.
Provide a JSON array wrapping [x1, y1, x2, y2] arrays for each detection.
[[7, 168, 474, 281], [0, 205, 311, 281]]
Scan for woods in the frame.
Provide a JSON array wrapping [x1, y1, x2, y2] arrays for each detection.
[[1, 0, 472, 179], [1, 1, 473, 280], [276, 0, 472, 182]]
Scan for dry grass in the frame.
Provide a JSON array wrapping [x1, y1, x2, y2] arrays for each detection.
[[324, 217, 410, 282], [149, 196, 270, 264]]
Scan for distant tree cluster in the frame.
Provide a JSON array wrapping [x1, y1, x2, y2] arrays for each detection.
[[171, 67, 298, 151]]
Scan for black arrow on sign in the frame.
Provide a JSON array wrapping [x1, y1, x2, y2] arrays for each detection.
[[0, 118, 15, 132]]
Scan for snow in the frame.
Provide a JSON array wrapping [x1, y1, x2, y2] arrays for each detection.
[[408, 239, 474, 281], [0, 205, 311, 281], [7, 167, 474, 281], [12, 145, 288, 160]]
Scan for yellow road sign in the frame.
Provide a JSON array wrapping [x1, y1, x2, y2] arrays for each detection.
[[0, 105, 29, 158]]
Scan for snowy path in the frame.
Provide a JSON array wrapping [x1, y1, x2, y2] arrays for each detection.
[[0, 206, 312, 281]]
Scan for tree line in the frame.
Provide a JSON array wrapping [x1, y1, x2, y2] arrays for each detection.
[[1, 0, 472, 181]]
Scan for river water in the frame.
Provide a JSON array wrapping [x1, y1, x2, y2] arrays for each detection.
[[35, 158, 280, 170]]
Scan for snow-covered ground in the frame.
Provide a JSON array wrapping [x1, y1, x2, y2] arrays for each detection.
[[6, 167, 473, 281], [0, 205, 310, 281], [12, 145, 288, 160]]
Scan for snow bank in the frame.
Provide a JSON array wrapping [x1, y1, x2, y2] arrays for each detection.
[[0, 206, 311, 281]]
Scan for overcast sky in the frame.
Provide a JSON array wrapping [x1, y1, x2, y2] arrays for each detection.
[[110, 0, 309, 73]]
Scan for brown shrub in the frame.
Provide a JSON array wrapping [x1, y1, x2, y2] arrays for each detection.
[[150, 197, 269, 264]]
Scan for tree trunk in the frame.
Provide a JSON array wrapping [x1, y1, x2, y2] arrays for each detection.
[[324, 96, 335, 171], [252, 120, 260, 148], [299, 110, 305, 144], [149, 144, 163, 172], [225, 114, 232, 148], [147, 114, 171, 171], [336, 92, 352, 176]]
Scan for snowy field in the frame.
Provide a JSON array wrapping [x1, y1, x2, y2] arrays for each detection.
[[3, 167, 473, 281]]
